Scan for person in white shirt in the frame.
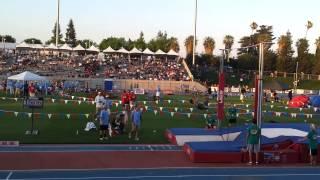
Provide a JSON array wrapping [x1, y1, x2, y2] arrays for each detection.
[[95, 92, 104, 120]]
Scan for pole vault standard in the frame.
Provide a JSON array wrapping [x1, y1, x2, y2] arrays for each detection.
[[55, 0, 60, 47], [217, 49, 226, 128]]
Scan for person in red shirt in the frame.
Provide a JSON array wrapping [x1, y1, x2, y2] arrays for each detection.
[[121, 90, 129, 107], [28, 83, 36, 97], [131, 91, 136, 102]]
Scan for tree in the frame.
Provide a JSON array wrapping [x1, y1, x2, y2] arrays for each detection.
[[48, 22, 63, 45], [313, 37, 320, 74], [65, 19, 77, 47], [167, 37, 180, 52], [0, 35, 16, 43], [305, 20, 313, 38], [296, 38, 313, 73], [135, 31, 147, 51], [77, 39, 97, 49], [223, 35, 234, 50], [184, 35, 196, 55], [24, 38, 42, 44], [99, 37, 126, 50], [203, 36, 215, 56], [250, 22, 258, 34], [276, 31, 295, 72], [124, 38, 134, 50]]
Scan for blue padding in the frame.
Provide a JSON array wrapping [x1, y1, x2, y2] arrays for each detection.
[[169, 126, 246, 135]]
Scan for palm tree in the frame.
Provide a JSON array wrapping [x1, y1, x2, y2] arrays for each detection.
[[315, 37, 320, 57], [223, 35, 234, 50], [203, 37, 215, 56], [305, 20, 313, 38], [168, 37, 180, 52], [250, 22, 258, 34], [184, 35, 195, 55]]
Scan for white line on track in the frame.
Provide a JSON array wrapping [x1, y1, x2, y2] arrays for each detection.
[[6, 171, 12, 180], [9, 173, 320, 180]]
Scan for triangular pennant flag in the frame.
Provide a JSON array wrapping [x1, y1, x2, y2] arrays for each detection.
[[48, 114, 52, 119], [203, 114, 208, 119], [160, 107, 163, 111], [270, 105, 274, 109], [64, 100, 68, 104], [182, 100, 185, 104], [91, 101, 95, 105], [174, 107, 178, 112], [14, 112, 19, 117], [78, 101, 82, 105], [285, 106, 288, 109], [82, 97, 86, 101], [190, 108, 193, 112], [154, 110, 158, 115], [187, 113, 191, 118], [291, 113, 297, 118], [143, 101, 146, 105], [299, 108, 303, 112], [71, 96, 75, 100], [170, 112, 175, 117], [28, 113, 32, 118], [130, 104, 134, 109], [314, 107, 318, 112], [276, 112, 281, 117], [85, 114, 89, 119], [14, 98, 18, 102], [145, 106, 148, 110], [66, 114, 71, 119], [168, 100, 171, 104], [156, 100, 159, 104], [52, 99, 56, 103], [307, 105, 311, 109], [246, 104, 249, 108], [115, 102, 119, 107], [271, 101, 274, 104], [246, 109, 250, 113], [236, 113, 239, 117], [251, 112, 255, 117]]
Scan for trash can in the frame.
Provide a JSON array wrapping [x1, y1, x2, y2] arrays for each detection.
[[104, 79, 113, 91]]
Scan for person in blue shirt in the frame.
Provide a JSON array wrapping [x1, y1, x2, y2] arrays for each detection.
[[99, 107, 110, 141], [129, 106, 142, 141]]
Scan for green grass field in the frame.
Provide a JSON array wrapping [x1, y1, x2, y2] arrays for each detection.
[[0, 92, 319, 144]]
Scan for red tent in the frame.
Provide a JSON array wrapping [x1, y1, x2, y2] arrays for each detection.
[[288, 95, 309, 108]]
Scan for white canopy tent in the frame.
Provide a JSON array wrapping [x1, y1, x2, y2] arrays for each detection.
[[46, 43, 58, 50], [73, 44, 85, 51], [8, 71, 47, 81], [32, 44, 44, 49], [142, 48, 154, 55], [59, 43, 72, 51], [87, 45, 100, 52], [129, 47, 142, 54], [167, 49, 179, 57], [155, 49, 167, 56], [117, 47, 129, 54], [16, 42, 30, 49], [103, 46, 116, 53]]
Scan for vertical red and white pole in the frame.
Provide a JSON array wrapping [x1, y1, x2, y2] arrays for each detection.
[[217, 50, 225, 127]]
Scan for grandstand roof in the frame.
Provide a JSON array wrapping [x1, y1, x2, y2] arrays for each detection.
[[142, 48, 154, 55], [103, 46, 116, 53]]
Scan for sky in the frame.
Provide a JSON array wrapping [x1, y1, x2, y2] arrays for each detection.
[[1, 0, 320, 57]]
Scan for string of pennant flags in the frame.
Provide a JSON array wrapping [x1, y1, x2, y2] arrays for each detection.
[[1, 96, 319, 113]]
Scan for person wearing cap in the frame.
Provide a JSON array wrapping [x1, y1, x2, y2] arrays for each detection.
[[95, 92, 104, 120], [301, 124, 318, 165]]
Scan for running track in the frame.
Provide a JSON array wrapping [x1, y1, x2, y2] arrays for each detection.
[[1, 145, 319, 179], [1, 167, 320, 180]]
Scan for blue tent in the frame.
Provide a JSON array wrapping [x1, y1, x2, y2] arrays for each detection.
[[310, 96, 320, 107]]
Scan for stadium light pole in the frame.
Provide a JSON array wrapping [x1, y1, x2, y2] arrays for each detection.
[[192, 0, 197, 66], [55, 0, 60, 47]]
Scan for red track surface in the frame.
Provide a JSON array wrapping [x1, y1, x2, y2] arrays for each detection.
[[0, 151, 218, 170]]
